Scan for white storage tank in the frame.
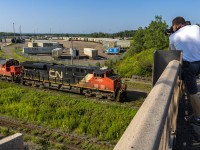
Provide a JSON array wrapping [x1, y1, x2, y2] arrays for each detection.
[[84, 48, 98, 59]]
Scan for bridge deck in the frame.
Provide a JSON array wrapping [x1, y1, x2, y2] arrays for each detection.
[[175, 78, 200, 149]]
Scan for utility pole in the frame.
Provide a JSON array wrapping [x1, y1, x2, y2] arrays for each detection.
[[13, 22, 16, 43], [19, 25, 21, 38], [4, 30, 7, 43], [50, 28, 52, 39], [34, 29, 35, 40], [71, 38, 73, 65]]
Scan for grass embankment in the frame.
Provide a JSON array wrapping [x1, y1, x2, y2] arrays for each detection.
[[0, 45, 31, 61], [10, 47, 31, 62], [0, 81, 137, 149], [2, 45, 66, 64], [124, 79, 152, 93], [0, 49, 5, 58]]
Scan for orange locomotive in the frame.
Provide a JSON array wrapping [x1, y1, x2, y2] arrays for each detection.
[[0, 58, 22, 81], [80, 68, 126, 100]]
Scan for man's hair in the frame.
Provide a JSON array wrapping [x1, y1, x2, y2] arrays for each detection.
[[172, 16, 186, 26]]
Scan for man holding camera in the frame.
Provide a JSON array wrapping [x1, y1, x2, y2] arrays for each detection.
[[169, 16, 200, 125]]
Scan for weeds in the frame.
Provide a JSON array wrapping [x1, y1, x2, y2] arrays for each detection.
[[0, 81, 137, 143]]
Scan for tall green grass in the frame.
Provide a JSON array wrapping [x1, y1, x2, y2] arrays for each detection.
[[0, 81, 137, 142]]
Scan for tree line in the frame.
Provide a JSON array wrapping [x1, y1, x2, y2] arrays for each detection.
[[0, 30, 136, 39]]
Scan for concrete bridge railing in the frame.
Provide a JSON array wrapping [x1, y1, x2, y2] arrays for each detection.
[[0, 133, 23, 150], [114, 60, 182, 150]]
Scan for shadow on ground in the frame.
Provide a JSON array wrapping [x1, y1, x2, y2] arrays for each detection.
[[175, 92, 200, 150], [125, 90, 147, 102]]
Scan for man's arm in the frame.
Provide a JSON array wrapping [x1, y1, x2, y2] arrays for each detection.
[[169, 35, 176, 50], [169, 43, 176, 50]]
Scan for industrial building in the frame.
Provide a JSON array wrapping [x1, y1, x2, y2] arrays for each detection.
[[27, 40, 63, 48], [23, 40, 63, 55]]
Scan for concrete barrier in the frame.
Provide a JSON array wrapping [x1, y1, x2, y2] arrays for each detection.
[[114, 60, 182, 150], [0, 133, 23, 150]]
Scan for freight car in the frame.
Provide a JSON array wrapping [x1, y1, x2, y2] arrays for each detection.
[[0, 58, 126, 101]]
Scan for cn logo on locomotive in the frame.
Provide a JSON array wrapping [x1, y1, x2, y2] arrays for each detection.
[[49, 69, 63, 78]]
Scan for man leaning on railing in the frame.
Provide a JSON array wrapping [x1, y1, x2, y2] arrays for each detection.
[[169, 16, 200, 125]]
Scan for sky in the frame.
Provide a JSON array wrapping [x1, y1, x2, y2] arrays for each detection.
[[0, 0, 200, 34]]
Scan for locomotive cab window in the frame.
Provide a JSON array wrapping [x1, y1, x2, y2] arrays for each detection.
[[94, 73, 104, 78], [106, 70, 114, 77]]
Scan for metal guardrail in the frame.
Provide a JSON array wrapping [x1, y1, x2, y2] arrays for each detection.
[[152, 50, 182, 86], [114, 60, 182, 150]]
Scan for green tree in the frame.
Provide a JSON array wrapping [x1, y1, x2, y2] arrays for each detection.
[[143, 16, 169, 50], [114, 16, 169, 77], [130, 27, 145, 54], [129, 16, 168, 54]]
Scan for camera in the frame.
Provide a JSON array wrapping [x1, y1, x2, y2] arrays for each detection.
[[186, 21, 191, 25], [164, 26, 174, 35]]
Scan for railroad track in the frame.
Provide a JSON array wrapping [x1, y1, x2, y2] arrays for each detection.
[[0, 116, 113, 149]]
